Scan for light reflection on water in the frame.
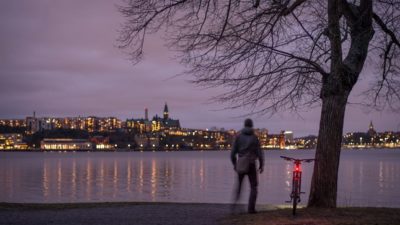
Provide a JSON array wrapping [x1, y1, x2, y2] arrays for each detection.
[[0, 150, 399, 207], [338, 151, 400, 207]]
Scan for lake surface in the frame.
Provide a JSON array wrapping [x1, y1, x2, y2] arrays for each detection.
[[0, 149, 399, 207]]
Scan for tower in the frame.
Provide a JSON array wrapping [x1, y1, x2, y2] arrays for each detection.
[[163, 102, 169, 120], [145, 108, 148, 120], [367, 120, 376, 136]]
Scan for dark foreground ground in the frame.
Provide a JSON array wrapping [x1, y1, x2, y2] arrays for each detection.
[[223, 207, 400, 225], [1, 203, 400, 225], [0, 202, 231, 225]]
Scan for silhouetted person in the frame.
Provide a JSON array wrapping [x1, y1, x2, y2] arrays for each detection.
[[231, 118, 264, 214]]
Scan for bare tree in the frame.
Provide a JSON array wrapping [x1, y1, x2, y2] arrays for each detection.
[[118, 0, 400, 207]]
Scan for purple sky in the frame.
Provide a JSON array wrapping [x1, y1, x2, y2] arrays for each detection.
[[0, 0, 399, 136]]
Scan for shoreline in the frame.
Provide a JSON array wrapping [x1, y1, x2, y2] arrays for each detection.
[[0, 202, 236, 210], [1, 201, 399, 208], [2, 201, 400, 210], [1, 202, 400, 225], [1, 147, 400, 152]]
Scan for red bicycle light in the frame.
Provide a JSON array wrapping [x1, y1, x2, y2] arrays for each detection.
[[295, 164, 300, 171]]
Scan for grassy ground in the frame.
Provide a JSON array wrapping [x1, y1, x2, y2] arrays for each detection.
[[222, 207, 400, 225]]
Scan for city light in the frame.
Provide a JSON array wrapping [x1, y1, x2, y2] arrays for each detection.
[[0, 110, 399, 151]]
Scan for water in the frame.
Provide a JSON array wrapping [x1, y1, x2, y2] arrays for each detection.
[[0, 149, 399, 207]]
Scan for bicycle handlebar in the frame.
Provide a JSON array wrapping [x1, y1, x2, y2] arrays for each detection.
[[280, 156, 315, 163]]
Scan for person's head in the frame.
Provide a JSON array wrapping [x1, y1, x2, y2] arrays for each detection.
[[244, 118, 253, 128]]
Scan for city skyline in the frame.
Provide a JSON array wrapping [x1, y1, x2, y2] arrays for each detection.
[[2, 103, 399, 151], [1, 105, 396, 137], [1, 0, 399, 137]]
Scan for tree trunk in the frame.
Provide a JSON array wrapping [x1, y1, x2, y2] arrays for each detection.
[[307, 0, 373, 208], [308, 93, 349, 208]]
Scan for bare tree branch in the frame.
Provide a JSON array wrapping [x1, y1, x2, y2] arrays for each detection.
[[118, 0, 399, 112], [373, 13, 400, 48], [282, 0, 308, 16]]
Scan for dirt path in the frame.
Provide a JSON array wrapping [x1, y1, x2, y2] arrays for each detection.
[[0, 203, 232, 225]]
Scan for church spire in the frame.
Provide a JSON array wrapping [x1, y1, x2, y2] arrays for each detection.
[[163, 102, 169, 120], [368, 120, 376, 136]]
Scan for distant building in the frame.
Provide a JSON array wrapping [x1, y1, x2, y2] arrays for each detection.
[[266, 131, 285, 149], [85, 116, 98, 132], [26, 116, 55, 133], [134, 133, 160, 149], [0, 119, 26, 128], [25, 115, 122, 134], [63, 117, 86, 130], [126, 118, 152, 133], [163, 103, 169, 120], [90, 136, 114, 149], [126, 103, 180, 134], [294, 135, 317, 149], [40, 138, 93, 150], [283, 130, 297, 149], [342, 121, 400, 148], [0, 133, 28, 150], [284, 131, 294, 142], [167, 128, 232, 150], [98, 117, 122, 132], [160, 103, 180, 130], [254, 129, 268, 148], [367, 120, 377, 137]]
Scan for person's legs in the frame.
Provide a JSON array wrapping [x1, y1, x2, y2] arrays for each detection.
[[248, 163, 258, 213], [234, 173, 245, 203], [231, 172, 245, 213]]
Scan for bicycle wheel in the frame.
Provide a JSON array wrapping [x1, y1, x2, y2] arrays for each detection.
[[292, 189, 298, 215], [292, 173, 300, 215]]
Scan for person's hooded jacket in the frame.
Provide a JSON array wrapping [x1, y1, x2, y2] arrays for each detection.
[[231, 127, 264, 170]]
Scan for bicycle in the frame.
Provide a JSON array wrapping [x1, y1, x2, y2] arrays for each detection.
[[280, 156, 315, 216]]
